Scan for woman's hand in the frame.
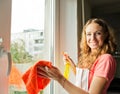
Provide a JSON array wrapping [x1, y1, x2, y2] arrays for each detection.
[[37, 65, 68, 88], [37, 65, 63, 81]]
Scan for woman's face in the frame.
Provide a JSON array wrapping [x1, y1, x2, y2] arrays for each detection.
[[85, 22, 105, 51]]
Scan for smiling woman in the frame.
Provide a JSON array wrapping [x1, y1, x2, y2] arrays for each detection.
[[37, 18, 117, 94]]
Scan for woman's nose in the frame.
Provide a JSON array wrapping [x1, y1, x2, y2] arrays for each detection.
[[91, 34, 96, 40]]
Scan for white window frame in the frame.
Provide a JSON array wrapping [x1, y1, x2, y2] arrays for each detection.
[[0, 0, 11, 94], [53, 0, 78, 94]]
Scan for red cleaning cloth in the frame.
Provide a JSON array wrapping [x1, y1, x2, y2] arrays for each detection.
[[22, 60, 52, 94]]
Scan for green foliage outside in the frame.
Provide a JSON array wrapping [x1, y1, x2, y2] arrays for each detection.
[[10, 39, 33, 64]]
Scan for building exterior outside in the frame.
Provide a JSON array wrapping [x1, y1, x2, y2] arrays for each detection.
[[11, 29, 44, 62]]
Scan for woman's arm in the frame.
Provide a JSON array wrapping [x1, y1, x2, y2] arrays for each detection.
[[54, 66, 107, 94], [37, 65, 88, 94], [89, 76, 107, 94], [37, 65, 108, 94], [58, 74, 89, 94]]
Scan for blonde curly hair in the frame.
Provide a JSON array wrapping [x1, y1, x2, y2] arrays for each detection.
[[78, 18, 117, 69]]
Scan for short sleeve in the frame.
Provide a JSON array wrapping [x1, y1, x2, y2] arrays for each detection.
[[94, 54, 116, 81]]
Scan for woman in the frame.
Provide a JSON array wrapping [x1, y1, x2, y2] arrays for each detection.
[[37, 18, 117, 94]]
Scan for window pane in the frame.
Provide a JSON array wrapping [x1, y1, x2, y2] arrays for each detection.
[[9, 0, 52, 94]]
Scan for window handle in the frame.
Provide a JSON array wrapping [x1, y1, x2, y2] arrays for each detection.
[[7, 52, 12, 76]]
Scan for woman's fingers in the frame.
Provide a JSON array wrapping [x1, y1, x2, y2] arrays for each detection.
[[37, 65, 63, 80], [45, 66, 49, 72], [37, 66, 50, 78], [37, 73, 48, 78]]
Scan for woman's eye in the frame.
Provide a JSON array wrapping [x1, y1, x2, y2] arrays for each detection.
[[96, 32, 102, 35]]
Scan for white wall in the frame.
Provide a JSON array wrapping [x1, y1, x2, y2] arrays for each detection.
[[54, 0, 78, 94]]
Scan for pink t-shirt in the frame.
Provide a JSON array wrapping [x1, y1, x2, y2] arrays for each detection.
[[89, 54, 116, 94]]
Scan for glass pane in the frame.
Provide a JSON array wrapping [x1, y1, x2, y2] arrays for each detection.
[[9, 0, 51, 94]]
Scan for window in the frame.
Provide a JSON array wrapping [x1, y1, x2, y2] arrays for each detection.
[[9, 0, 78, 94], [9, 0, 54, 94]]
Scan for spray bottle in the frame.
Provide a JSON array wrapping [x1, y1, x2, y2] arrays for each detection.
[[63, 52, 70, 79]]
